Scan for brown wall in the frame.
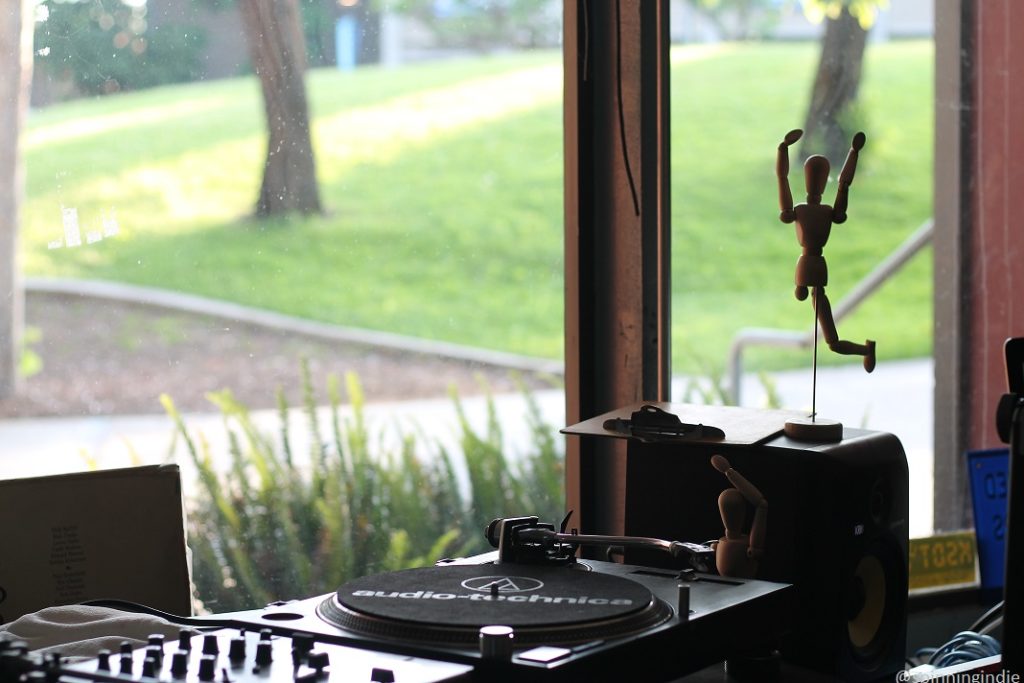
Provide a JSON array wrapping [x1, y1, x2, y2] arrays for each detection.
[[967, 0, 1024, 450]]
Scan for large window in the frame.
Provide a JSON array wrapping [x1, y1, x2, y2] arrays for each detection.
[[669, 1, 934, 537], [7, 0, 1000, 616], [1, 0, 565, 610]]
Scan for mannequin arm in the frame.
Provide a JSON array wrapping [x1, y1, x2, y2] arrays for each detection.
[[833, 131, 866, 224], [777, 129, 802, 223]]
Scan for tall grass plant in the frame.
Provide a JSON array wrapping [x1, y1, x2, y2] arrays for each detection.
[[163, 364, 564, 612]]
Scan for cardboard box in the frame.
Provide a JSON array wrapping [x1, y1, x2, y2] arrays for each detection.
[[0, 465, 191, 624]]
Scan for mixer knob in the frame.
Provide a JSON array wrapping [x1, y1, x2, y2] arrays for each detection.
[[255, 641, 273, 667], [170, 650, 189, 677], [228, 636, 247, 661], [259, 629, 272, 641], [148, 634, 166, 649], [198, 654, 217, 681], [96, 649, 111, 671], [178, 630, 193, 651], [141, 655, 159, 678], [291, 633, 314, 654], [202, 634, 220, 655], [120, 641, 133, 656], [307, 651, 329, 672], [291, 633, 314, 666], [145, 645, 163, 665], [119, 652, 134, 675]]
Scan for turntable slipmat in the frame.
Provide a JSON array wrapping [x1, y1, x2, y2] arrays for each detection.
[[317, 564, 673, 646]]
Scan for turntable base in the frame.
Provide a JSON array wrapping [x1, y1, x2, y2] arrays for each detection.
[[320, 564, 672, 646], [200, 553, 792, 682]]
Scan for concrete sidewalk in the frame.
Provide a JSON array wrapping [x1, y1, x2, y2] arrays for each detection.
[[0, 358, 934, 536]]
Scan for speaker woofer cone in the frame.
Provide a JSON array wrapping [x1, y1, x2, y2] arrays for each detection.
[[846, 541, 906, 667]]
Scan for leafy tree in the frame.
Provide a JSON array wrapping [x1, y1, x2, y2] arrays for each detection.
[[37, 0, 322, 217], [799, 0, 887, 164], [237, 0, 323, 217], [34, 0, 206, 99]]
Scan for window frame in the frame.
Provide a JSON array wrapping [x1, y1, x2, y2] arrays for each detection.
[[563, 0, 671, 536], [567, 1, 985, 538]]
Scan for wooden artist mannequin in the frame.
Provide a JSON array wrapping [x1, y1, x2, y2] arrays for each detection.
[[711, 455, 766, 579], [777, 128, 876, 373]]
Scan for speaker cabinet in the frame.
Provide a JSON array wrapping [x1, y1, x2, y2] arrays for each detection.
[[622, 423, 909, 682]]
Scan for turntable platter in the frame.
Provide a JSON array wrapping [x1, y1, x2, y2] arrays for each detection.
[[317, 564, 673, 647]]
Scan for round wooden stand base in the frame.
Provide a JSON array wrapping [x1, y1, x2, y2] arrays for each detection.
[[783, 416, 843, 442]]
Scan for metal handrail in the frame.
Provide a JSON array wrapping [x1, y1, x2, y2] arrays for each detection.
[[727, 218, 935, 404]]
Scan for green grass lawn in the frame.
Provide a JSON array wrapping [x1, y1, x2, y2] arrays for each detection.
[[23, 41, 933, 374]]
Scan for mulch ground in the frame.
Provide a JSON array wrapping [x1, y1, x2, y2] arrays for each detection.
[[0, 292, 556, 418]]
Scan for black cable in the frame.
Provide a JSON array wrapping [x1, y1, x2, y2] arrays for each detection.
[[614, 0, 640, 218], [915, 631, 1001, 669], [968, 600, 1004, 633], [79, 599, 248, 629], [979, 615, 1002, 637]]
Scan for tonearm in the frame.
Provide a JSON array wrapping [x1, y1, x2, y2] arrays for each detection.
[[485, 515, 717, 574]]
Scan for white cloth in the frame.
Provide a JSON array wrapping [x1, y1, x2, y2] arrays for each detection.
[[0, 605, 191, 659]]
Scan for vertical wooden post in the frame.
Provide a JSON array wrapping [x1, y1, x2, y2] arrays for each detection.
[[563, 0, 670, 537], [0, 0, 32, 398], [933, 1, 973, 531]]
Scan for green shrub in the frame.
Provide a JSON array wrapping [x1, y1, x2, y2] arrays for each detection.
[[163, 365, 565, 613], [35, 0, 206, 98]]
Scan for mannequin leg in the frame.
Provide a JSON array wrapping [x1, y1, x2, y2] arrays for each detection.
[[813, 287, 876, 372]]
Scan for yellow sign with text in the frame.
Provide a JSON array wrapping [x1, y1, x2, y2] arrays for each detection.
[[908, 531, 978, 591]]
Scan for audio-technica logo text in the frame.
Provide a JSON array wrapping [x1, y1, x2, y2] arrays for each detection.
[[350, 574, 635, 606], [460, 576, 544, 593]]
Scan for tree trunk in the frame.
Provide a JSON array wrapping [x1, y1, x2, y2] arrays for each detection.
[[800, 5, 868, 166], [238, 0, 323, 217], [0, 1, 33, 399]]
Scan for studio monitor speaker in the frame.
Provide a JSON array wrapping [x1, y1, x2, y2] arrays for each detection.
[[623, 425, 909, 682]]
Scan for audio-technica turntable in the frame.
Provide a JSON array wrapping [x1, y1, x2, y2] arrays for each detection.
[[190, 516, 793, 682]]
